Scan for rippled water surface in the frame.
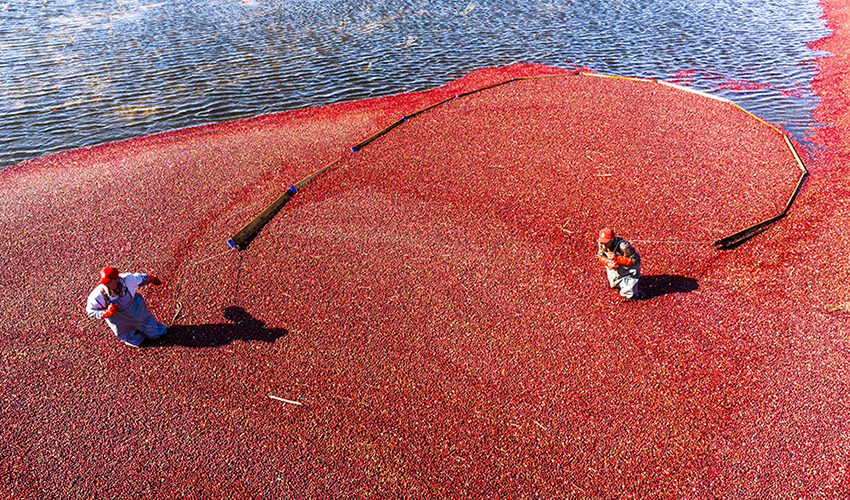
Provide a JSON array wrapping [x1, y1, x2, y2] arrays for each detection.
[[0, 0, 830, 168]]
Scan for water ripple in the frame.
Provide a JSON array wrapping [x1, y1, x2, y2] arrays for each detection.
[[0, 0, 830, 169]]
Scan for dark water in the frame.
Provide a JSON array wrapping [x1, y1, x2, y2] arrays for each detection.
[[0, 0, 830, 169]]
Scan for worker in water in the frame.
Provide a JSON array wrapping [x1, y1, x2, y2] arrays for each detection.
[[596, 227, 643, 301], [86, 266, 168, 347]]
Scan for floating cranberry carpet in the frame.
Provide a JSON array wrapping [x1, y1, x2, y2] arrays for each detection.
[[3, 11, 850, 499]]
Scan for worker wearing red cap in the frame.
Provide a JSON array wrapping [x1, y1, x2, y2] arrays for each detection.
[[596, 228, 643, 301], [86, 266, 167, 347]]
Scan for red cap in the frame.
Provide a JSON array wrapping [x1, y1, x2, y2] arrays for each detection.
[[597, 228, 613, 243], [97, 267, 120, 285]]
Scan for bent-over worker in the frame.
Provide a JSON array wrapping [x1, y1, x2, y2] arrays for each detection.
[[596, 227, 643, 301], [86, 266, 167, 347]]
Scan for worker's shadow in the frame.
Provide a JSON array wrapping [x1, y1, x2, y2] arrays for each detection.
[[640, 274, 698, 299], [149, 306, 287, 348]]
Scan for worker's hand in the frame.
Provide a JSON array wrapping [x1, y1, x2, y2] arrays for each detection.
[[148, 276, 162, 286], [102, 303, 117, 319], [605, 251, 615, 260], [598, 255, 618, 269]]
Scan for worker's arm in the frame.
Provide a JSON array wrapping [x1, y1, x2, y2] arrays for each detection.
[[85, 288, 113, 319], [614, 242, 638, 266], [134, 273, 162, 287], [122, 272, 160, 296]]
